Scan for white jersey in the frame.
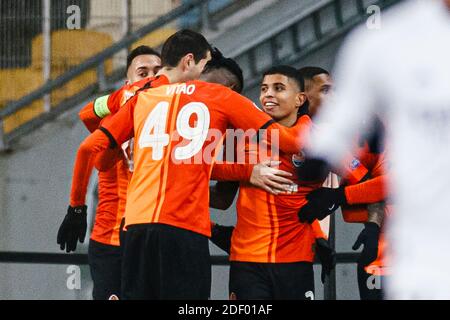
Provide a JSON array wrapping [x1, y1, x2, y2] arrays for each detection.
[[309, 0, 450, 299]]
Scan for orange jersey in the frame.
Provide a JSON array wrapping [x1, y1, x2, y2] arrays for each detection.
[[78, 76, 160, 132], [89, 143, 132, 246], [71, 123, 125, 245], [71, 76, 169, 245], [211, 117, 325, 262], [90, 157, 132, 245], [90, 166, 119, 245], [341, 143, 390, 275], [96, 81, 308, 237]]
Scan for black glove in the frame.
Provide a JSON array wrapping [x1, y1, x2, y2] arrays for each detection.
[[352, 222, 380, 268], [296, 157, 330, 182], [57, 205, 87, 253], [210, 224, 234, 254], [315, 238, 337, 284], [298, 187, 346, 224]]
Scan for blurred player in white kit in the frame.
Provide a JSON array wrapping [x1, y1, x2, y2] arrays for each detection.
[[303, 0, 450, 299]]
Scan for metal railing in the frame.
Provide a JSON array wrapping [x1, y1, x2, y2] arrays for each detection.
[[0, 0, 244, 149], [0, 0, 402, 150], [0, 249, 360, 300], [0, 251, 360, 265], [0, 0, 402, 299], [0, 0, 207, 116], [233, 0, 403, 92]]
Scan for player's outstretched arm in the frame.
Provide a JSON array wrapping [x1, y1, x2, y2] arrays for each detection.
[[345, 175, 388, 205], [57, 130, 110, 253], [209, 181, 239, 210], [266, 115, 312, 155], [94, 147, 123, 172], [224, 92, 312, 155]]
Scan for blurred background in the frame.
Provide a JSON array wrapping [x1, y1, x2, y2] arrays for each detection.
[[0, 0, 401, 299]]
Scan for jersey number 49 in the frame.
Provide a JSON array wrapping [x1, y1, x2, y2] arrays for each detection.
[[138, 101, 210, 161]]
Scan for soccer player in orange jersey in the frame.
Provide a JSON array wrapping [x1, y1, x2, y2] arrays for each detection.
[[67, 56, 310, 300], [78, 46, 162, 133], [299, 137, 390, 300], [209, 66, 335, 300], [57, 46, 161, 300], [297, 68, 390, 300], [60, 30, 215, 299], [58, 30, 212, 253]]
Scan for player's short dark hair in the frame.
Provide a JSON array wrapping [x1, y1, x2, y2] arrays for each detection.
[[297, 67, 330, 116], [263, 65, 305, 91], [126, 45, 160, 70], [202, 47, 244, 93], [161, 29, 212, 67], [297, 66, 329, 83]]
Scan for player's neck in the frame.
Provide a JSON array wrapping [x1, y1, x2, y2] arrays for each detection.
[[277, 114, 298, 127], [157, 67, 187, 84]]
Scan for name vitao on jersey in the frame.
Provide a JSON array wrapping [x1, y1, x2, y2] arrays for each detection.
[[102, 80, 285, 236], [136, 82, 273, 165]]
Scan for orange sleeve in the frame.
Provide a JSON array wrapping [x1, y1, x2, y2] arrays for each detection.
[[78, 88, 126, 133], [95, 147, 123, 172], [224, 92, 310, 155], [106, 86, 126, 115], [211, 163, 254, 181], [267, 115, 312, 155], [69, 130, 111, 207], [311, 220, 327, 239], [101, 95, 136, 146], [370, 151, 387, 177], [78, 101, 101, 133], [344, 175, 388, 205]]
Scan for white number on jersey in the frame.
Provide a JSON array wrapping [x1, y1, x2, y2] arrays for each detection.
[[138, 101, 210, 160], [138, 101, 170, 160], [175, 102, 210, 160]]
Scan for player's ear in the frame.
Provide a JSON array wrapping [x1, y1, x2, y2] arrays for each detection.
[[183, 53, 195, 70], [296, 92, 307, 108]]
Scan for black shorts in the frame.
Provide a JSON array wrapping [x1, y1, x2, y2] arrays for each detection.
[[121, 223, 211, 300], [357, 265, 385, 300], [229, 261, 314, 300], [87, 239, 122, 300]]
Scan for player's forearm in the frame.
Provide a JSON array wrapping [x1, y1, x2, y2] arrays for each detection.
[[211, 163, 254, 181], [69, 130, 110, 206], [344, 175, 387, 205], [268, 117, 311, 155], [209, 181, 239, 210], [367, 202, 385, 228], [69, 148, 95, 207], [95, 147, 121, 172]]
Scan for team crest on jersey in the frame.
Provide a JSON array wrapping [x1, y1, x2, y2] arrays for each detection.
[[291, 151, 306, 168], [350, 158, 361, 170]]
